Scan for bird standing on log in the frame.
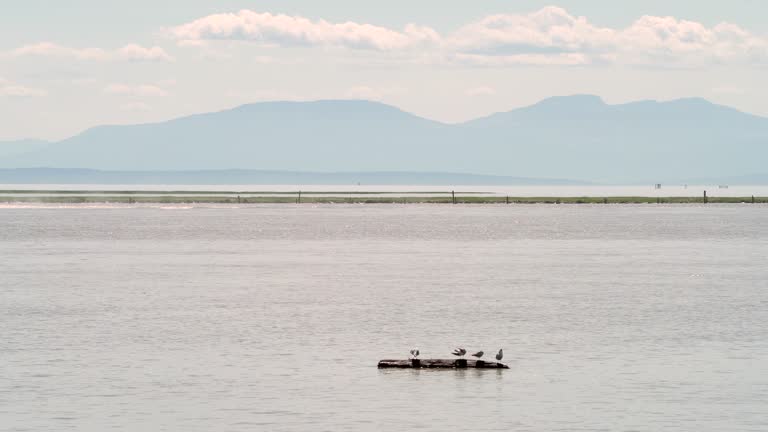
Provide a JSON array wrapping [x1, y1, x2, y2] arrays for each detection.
[[452, 348, 467, 358], [496, 349, 503, 362], [410, 348, 420, 359], [471, 351, 484, 359]]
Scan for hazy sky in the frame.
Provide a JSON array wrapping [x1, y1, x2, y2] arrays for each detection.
[[2, 0, 768, 140]]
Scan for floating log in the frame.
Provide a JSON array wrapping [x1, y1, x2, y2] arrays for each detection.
[[378, 359, 509, 369]]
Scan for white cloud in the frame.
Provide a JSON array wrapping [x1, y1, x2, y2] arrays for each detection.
[[613, 16, 768, 66], [449, 7, 615, 56], [117, 44, 174, 62], [167, 9, 439, 51], [449, 7, 768, 67], [10, 42, 173, 62], [104, 84, 169, 97], [465, 86, 496, 97], [167, 7, 768, 68], [0, 77, 47, 97], [6, 8, 761, 70], [11, 42, 107, 60]]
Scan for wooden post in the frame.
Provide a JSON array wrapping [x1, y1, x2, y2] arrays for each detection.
[[297, 191, 301, 204], [603, 198, 608, 204], [704, 190, 708, 204], [237, 195, 241, 204], [752, 195, 755, 204], [506, 196, 509, 205], [411, 359, 421, 368], [452, 190, 456, 204], [455, 359, 467, 368]]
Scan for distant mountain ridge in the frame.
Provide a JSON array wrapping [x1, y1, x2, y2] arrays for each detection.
[[0, 139, 49, 158], [2, 96, 767, 183]]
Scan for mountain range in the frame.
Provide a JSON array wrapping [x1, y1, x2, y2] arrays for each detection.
[[0, 139, 50, 158], [2, 95, 768, 184]]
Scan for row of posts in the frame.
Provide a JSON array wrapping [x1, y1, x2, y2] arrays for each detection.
[[122, 192, 762, 205], [276, 190, 759, 205]]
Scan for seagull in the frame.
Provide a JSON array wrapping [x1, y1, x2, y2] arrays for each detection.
[[452, 348, 467, 358], [495, 349, 503, 362], [409, 348, 420, 359], [471, 351, 484, 359]]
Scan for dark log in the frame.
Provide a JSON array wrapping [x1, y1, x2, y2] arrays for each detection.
[[378, 359, 509, 369]]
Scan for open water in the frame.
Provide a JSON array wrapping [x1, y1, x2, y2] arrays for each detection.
[[2, 204, 767, 431]]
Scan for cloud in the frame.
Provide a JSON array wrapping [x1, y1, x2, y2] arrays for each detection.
[[465, 86, 496, 97], [117, 44, 174, 62], [613, 16, 768, 66], [449, 7, 615, 56], [10, 42, 173, 62], [167, 9, 439, 51], [0, 77, 47, 97], [11, 42, 107, 60], [449, 7, 768, 67], [167, 7, 768, 68], [104, 84, 169, 97]]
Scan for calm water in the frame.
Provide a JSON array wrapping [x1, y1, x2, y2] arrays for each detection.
[[4, 183, 768, 198], [2, 204, 768, 431]]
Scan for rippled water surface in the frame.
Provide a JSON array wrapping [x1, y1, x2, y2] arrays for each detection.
[[2, 204, 768, 431]]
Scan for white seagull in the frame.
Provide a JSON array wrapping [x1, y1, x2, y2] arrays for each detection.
[[410, 348, 420, 359], [452, 348, 467, 358]]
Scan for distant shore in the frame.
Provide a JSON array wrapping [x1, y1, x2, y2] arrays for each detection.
[[0, 190, 765, 204]]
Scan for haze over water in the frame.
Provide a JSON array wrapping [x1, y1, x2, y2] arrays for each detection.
[[2, 204, 768, 431]]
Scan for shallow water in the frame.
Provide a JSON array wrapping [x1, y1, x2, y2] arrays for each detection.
[[3, 183, 768, 198], [2, 204, 767, 431]]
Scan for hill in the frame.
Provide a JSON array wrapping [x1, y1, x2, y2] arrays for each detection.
[[2, 96, 767, 183], [0, 139, 50, 158]]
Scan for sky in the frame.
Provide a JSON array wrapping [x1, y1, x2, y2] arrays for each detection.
[[1, 0, 768, 141]]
